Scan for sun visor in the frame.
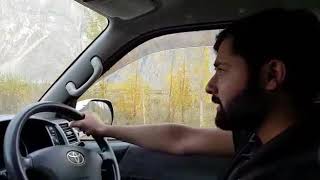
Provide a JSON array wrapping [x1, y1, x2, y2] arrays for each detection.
[[75, 0, 157, 20]]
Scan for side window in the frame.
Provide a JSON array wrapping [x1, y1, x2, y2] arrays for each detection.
[[81, 30, 220, 128]]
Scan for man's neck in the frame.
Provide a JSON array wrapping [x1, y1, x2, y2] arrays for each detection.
[[257, 108, 296, 144]]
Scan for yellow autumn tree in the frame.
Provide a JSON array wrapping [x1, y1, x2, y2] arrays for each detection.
[[82, 62, 150, 125], [167, 50, 194, 124], [199, 47, 217, 128], [0, 74, 48, 114], [185, 47, 216, 128]]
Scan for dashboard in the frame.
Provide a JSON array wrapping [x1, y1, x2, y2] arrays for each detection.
[[0, 115, 80, 178]]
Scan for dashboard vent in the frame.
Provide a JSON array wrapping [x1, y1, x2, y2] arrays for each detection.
[[59, 123, 77, 144]]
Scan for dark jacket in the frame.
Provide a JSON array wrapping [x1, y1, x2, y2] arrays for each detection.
[[223, 122, 320, 180]]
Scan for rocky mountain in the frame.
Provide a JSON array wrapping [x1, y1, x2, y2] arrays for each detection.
[[0, 0, 107, 82]]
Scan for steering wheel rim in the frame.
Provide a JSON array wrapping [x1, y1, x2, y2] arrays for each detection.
[[3, 101, 120, 180]]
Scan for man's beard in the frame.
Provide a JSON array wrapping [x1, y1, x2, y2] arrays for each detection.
[[213, 89, 273, 131]]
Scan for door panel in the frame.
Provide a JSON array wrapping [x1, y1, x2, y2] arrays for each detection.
[[84, 140, 231, 180]]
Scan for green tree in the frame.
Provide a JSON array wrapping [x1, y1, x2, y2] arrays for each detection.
[[0, 74, 49, 114], [85, 11, 108, 41]]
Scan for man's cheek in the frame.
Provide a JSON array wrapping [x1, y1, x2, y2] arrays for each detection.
[[219, 100, 229, 113]]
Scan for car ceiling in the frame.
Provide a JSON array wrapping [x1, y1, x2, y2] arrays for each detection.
[[41, 0, 320, 105]]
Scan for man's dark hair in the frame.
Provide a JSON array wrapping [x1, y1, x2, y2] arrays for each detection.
[[214, 9, 320, 106]]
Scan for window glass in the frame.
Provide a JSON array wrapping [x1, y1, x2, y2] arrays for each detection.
[[81, 30, 220, 128], [0, 0, 108, 114]]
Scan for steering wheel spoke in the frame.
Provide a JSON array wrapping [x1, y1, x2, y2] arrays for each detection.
[[100, 151, 116, 161], [21, 157, 33, 170]]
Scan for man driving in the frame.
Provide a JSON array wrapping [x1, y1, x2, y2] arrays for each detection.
[[71, 9, 320, 179]]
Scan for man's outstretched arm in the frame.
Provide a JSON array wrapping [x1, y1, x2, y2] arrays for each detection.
[[70, 113, 234, 156]]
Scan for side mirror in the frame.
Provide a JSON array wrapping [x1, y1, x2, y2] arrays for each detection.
[[76, 99, 114, 125]]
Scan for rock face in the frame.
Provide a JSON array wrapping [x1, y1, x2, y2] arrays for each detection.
[[0, 0, 107, 82]]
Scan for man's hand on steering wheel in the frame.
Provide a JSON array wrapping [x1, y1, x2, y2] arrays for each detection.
[[70, 112, 107, 137]]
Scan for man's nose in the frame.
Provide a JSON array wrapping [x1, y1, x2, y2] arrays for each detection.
[[205, 76, 218, 94]]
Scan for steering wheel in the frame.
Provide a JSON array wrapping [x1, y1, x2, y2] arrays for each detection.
[[3, 101, 120, 180]]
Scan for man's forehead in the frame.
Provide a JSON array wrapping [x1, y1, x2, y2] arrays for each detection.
[[214, 43, 244, 66], [214, 38, 235, 64], [214, 56, 231, 66]]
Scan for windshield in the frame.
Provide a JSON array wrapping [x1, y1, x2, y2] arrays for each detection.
[[0, 0, 108, 114]]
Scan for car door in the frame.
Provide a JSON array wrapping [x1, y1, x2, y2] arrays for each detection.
[[79, 30, 231, 180]]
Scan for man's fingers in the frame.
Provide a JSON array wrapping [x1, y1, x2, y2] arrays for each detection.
[[85, 130, 92, 136], [70, 120, 83, 128], [70, 118, 96, 136], [69, 121, 77, 127]]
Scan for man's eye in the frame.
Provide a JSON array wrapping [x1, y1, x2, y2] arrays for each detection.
[[214, 67, 224, 71]]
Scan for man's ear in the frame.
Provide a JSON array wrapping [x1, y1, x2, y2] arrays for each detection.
[[260, 59, 286, 91]]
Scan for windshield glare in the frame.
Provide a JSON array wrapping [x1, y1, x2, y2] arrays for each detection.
[[0, 0, 108, 114]]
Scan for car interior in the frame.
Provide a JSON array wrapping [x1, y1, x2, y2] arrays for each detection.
[[0, 0, 319, 180]]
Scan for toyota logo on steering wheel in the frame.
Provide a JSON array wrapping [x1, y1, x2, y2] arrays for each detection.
[[66, 151, 85, 165]]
